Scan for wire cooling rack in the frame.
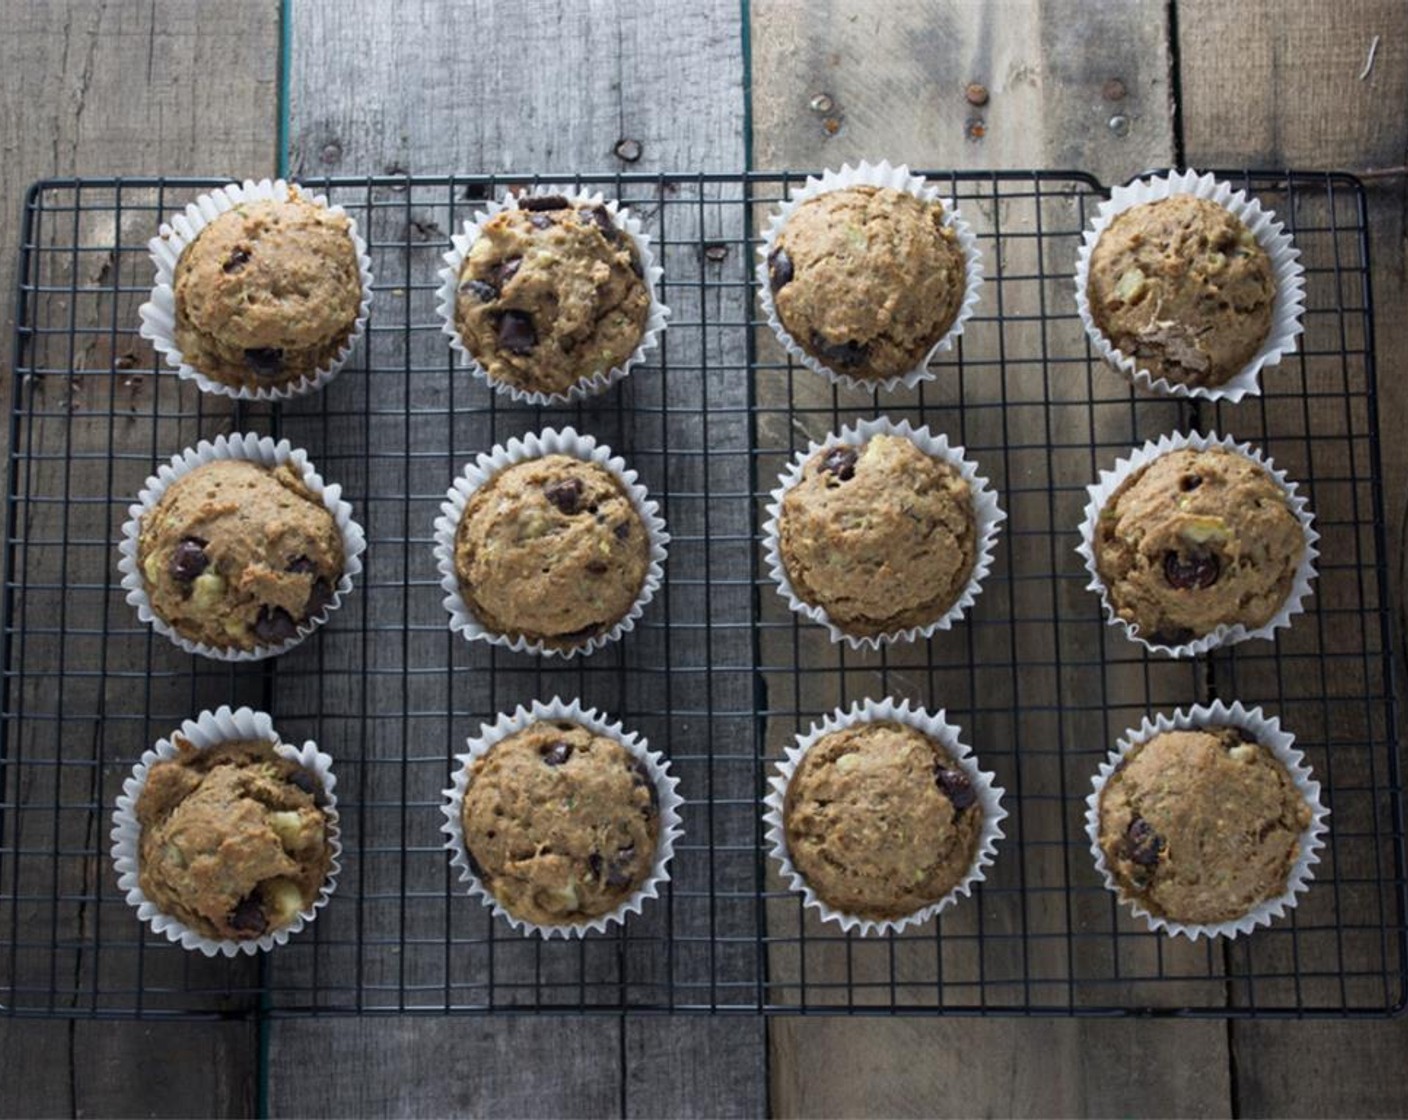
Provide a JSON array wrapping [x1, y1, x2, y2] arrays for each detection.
[[1, 171, 1402, 1019]]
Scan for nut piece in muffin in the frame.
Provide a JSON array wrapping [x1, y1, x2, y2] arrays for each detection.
[[1087, 195, 1275, 389], [454, 196, 650, 396], [766, 185, 966, 380], [173, 192, 363, 390], [454, 454, 649, 649], [1093, 446, 1305, 646], [779, 433, 976, 637], [137, 738, 333, 941], [784, 720, 985, 921], [459, 719, 661, 926], [1096, 725, 1313, 925], [138, 459, 344, 651]]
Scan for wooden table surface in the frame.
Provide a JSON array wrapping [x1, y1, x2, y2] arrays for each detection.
[[1, 1, 1406, 1116]]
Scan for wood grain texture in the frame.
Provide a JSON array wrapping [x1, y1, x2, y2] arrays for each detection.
[[0, 2, 277, 1116], [623, 1017, 766, 1118], [749, 0, 1174, 185]]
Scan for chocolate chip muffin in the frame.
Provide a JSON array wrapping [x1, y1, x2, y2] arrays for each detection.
[[1093, 446, 1305, 646], [778, 433, 977, 637], [783, 720, 985, 921], [459, 719, 661, 926], [454, 454, 650, 649], [173, 192, 363, 390], [1096, 726, 1313, 925], [454, 196, 650, 396], [138, 459, 344, 651], [136, 738, 334, 941], [766, 185, 966, 380], [1087, 195, 1275, 389]]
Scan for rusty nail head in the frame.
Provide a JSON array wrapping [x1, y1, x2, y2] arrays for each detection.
[[320, 141, 343, 165], [809, 93, 834, 113], [965, 117, 986, 141], [614, 138, 643, 163], [704, 243, 728, 262], [965, 82, 989, 107], [1103, 78, 1127, 102], [822, 117, 841, 136]]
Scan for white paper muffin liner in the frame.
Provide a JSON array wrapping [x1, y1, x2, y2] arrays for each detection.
[[433, 426, 668, 658], [138, 178, 374, 401], [1076, 429, 1318, 657], [1073, 168, 1306, 402], [764, 696, 1007, 937], [762, 417, 1005, 649], [1085, 700, 1328, 940], [440, 696, 683, 939], [755, 159, 985, 394], [118, 432, 367, 662], [110, 705, 341, 957], [435, 186, 671, 405]]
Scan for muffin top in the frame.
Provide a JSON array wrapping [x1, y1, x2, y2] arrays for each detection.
[[766, 185, 966, 381], [783, 720, 985, 921], [138, 459, 344, 651], [1093, 446, 1305, 646], [173, 194, 362, 390], [136, 738, 333, 941], [454, 454, 649, 648], [778, 433, 976, 637], [454, 197, 650, 396], [1087, 195, 1275, 389], [1097, 726, 1312, 925], [459, 719, 661, 926]]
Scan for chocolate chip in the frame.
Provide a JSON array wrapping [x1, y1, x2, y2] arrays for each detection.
[[496, 309, 537, 354], [606, 844, 636, 889], [585, 560, 608, 574], [305, 578, 334, 618], [223, 247, 250, 274], [613, 521, 631, 540], [167, 537, 209, 582], [1124, 818, 1164, 867], [544, 477, 584, 515], [495, 257, 522, 287], [629, 252, 644, 279], [821, 446, 858, 481], [1179, 474, 1203, 492], [464, 846, 487, 880], [1150, 626, 1196, 646], [520, 194, 570, 212], [588, 852, 603, 880], [287, 769, 319, 797], [934, 767, 977, 811], [768, 246, 794, 292], [243, 347, 285, 380], [541, 741, 574, 766], [285, 555, 316, 574], [584, 206, 621, 242], [1163, 550, 1220, 590], [809, 331, 870, 369], [629, 760, 660, 814], [253, 606, 298, 644], [528, 213, 553, 230], [229, 895, 267, 936], [459, 278, 498, 302]]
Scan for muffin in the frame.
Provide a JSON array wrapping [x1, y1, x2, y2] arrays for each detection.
[[1093, 445, 1306, 646], [1095, 725, 1314, 925], [171, 191, 363, 390], [1086, 194, 1275, 389], [782, 719, 986, 921], [452, 196, 651, 396], [452, 453, 650, 650], [458, 719, 661, 926], [135, 737, 335, 941], [777, 433, 977, 638], [765, 184, 966, 381], [137, 458, 345, 652]]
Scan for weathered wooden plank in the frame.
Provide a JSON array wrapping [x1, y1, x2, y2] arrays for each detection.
[[1178, 2, 1408, 1112], [0, 2, 278, 1116], [623, 1017, 766, 1119]]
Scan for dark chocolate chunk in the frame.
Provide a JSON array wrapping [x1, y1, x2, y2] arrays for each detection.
[[168, 537, 209, 582], [223, 247, 251, 274], [1150, 626, 1197, 646], [286, 555, 316, 574], [541, 741, 574, 767], [821, 446, 859, 481], [253, 606, 298, 645], [934, 767, 977, 811], [585, 560, 608, 574], [495, 257, 522, 287], [287, 769, 319, 797], [1163, 550, 1220, 591], [305, 577, 334, 618], [584, 205, 621, 242], [460, 278, 499, 302], [1124, 817, 1164, 867], [495, 309, 537, 354], [544, 477, 584, 515], [243, 347, 285, 380], [613, 521, 631, 540], [464, 846, 487, 880], [520, 194, 571, 212], [629, 760, 660, 814], [588, 852, 603, 881], [1179, 474, 1203, 492], [768, 246, 794, 292], [605, 844, 637, 889], [809, 331, 870, 369], [229, 894, 268, 936]]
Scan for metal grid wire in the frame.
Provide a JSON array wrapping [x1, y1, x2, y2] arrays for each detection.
[[0, 171, 1402, 1018]]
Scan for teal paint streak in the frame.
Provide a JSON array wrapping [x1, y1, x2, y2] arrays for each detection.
[[276, 0, 292, 177]]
